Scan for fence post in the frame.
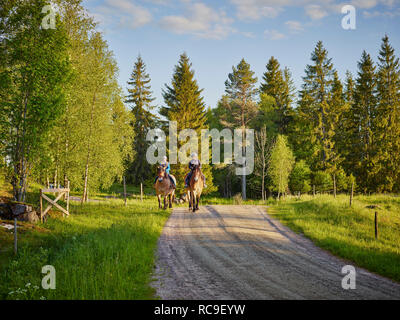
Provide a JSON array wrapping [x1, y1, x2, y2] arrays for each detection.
[[350, 181, 354, 206], [140, 183, 143, 202], [14, 217, 17, 255], [67, 181, 70, 215], [40, 189, 43, 223], [375, 211, 378, 239], [333, 174, 336, 198], [123, 176, 127, 206]]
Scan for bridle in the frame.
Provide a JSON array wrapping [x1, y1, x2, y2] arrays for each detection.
[[157, 166, 166, 182], [192, 165, 201, 182]]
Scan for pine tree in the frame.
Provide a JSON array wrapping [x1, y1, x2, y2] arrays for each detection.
[[260, 57, 295, 135], [161, 53, 215, 194], [220, 58, 258, 200], [125, 55, 157, 184], [373, 35, 400, 192]]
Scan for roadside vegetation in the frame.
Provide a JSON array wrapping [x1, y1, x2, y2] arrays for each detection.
[[0, 184, 169, 300], [269, 194, 400, 283]]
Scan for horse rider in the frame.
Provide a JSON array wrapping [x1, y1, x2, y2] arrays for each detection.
[[184, 152, 207, 188], [155, 156, 176, 189]]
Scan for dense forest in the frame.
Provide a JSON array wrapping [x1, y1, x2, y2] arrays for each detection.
[[1, 0, 400, 202]]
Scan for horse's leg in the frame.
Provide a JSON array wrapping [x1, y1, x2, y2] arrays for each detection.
[[192, 191, 196, 212], [157, 194, 162, 209], [169, 193, 173, 208], [188, 190, 192, 209], [163, 196, 167, 210]]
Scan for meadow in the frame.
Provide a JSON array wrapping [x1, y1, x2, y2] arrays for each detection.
[[0, 186, 170, 300], [2, 182, 400, 300]]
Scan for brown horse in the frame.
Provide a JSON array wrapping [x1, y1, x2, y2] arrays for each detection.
[[187, 164, 204, 212], [154, 166, 176, 209]]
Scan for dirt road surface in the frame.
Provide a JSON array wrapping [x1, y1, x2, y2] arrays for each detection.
[[152, 205, 400, 300]]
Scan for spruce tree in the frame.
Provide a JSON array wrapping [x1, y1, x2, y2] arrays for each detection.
[[340, 71, 355, 173], [373, 35, 400, 192], [328, 70, 347, 173], [297, 41, 338, 172], [349, 51, 377, 192], [220, 58, 258, 200], [161, 53, 215, 193], [260, 57, 295, 135], [125, 55, 157, 184]]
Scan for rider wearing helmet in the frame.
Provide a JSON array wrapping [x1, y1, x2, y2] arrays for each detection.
[[184, 152, 207, 188], [155, 156, 176, 189]]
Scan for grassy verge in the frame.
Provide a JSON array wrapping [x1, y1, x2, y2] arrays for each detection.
[[0, 197, 170, 300], [269, 194, 400, 282]]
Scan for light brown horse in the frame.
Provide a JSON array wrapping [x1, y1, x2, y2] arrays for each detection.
[[154, 166, 176, 209], [187, 164, 204, 212]]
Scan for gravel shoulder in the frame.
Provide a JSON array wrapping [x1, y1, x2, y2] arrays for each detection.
[[152, 205, 400, 300]]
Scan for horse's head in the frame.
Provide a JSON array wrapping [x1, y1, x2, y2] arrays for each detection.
[[192, 164, 201, 182], [157, 165, 166, 182]]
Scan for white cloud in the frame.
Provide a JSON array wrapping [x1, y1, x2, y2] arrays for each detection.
[[232, 0, 282, 20], [230, 0, 400, 22], [264, 29, 286, 40], [241, 31, 256, 38], [363, 7, 400, 17], [159, 2, 235, 39], [93, 0, 152, 29], [285, 20, 304, 33], [305, 4, 328, 19]]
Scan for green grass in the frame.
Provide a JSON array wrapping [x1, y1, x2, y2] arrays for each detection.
[[269, 194, 400, 283], [2, 180, 400, 299], [0, 197, 170, 300]]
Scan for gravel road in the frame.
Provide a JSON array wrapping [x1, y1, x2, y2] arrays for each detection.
[[152, 205, 400, 300]]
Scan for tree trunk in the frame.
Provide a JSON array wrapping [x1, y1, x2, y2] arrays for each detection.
[[16, 91, 30, 202], [82, 92, 96, 204]]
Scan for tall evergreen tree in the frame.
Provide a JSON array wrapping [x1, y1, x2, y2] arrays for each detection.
[[161, 53, 215, 193], [373, 35, 400, 192], [296, 41, 338, 172], [260, 57, 295, 135], [339, 71, 355, 172], [347, 51, 377, 191], [125, 55, 157, 184], [328, 70, 348, 173], [220, 58, 258, 200], [344, 71, 355, 105]]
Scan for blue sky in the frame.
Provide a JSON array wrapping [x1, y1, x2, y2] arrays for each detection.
[[83, 0, 400, 110]]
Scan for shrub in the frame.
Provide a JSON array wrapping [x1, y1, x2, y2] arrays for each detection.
[[289, 160, 311, 194], [312, 171, 332, 193]]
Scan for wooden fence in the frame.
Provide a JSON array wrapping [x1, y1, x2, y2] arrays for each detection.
[[40, 181, 70, 222]]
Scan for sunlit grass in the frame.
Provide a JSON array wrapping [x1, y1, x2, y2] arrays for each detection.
[[0, 197, 170, 300], [269, 194, 400, 282]]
